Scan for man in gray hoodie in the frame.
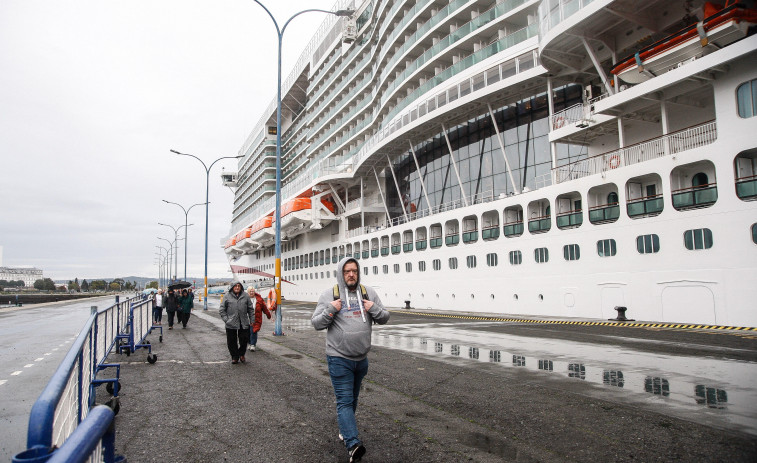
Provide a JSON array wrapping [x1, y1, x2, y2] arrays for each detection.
[[219, 280, 254, 364], [312, 257, 390, 462]]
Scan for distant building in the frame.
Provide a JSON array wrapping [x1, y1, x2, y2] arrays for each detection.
[[0, 267, 43, 288]]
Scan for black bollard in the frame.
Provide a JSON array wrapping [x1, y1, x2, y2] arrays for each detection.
[[609, 306, 634, 321], [404, 300, 411, 310]]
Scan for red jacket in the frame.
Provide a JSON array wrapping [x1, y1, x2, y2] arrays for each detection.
[[252, 293, 271, 333]]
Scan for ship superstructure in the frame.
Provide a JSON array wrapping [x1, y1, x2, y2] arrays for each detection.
[[224, 0, 757, 326]]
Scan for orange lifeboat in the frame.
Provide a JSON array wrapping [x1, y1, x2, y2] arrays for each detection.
[[249, 216, 274, 242]]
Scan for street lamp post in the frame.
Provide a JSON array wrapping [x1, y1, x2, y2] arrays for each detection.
[[163, 200, 207, 280], [170, 150, 243, 310], [251, 1, 354, 336], [157, 237, 174, 283], [156, 246, 169, 287], [159, 223, 192, 281]]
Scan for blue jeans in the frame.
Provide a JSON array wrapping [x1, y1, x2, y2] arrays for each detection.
[[250, 329, 258, 346], [327, 356, 368, 450]]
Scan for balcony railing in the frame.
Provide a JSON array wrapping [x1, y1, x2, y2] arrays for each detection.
[[554, 121, 717, 184], [736, 175, 757, 200], [528, 216, 551, 233], [672, 184, 718, 210], [627, 195, 664, 218], [556, 210, 583, 229], [482, 226, 500, 240], [589, 203, 620, 223], [503, 221, 524, 237]]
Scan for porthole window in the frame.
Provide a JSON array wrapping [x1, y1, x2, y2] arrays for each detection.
[[486, 253, 498, 267], [449, 257, 458, 269], [597, 239, 617, 257], [372, 266, 378, 275], [636, 234, 660, 254], [736, 78, 757, 118], [393, 264, 400, 273], [466, 255, 477, 268], [419, 261, 426, 272], [382, 265, 388, 274], [563, 244, 580, 261], [405, 262, 412, 273], [684, 228, 713, 250], [509, 250, 522, 265], [534, 247, 549, 263], [433, 259, 441, 271]]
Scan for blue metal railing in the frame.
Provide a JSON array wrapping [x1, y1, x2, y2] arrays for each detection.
[[13, 295, 157, 463]]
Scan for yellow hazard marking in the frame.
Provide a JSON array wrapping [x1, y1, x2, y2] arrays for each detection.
[[389, 310, 757, 334]]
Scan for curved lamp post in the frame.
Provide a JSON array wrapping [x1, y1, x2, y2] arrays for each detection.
[[170, 149, 243, 310], [159, 223, 192, 281], [162, 200, 207, 280], [252, 0, 354, 336], [156, 237, 174, 283]]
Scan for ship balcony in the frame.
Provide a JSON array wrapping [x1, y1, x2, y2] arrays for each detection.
[[556, 210, 583, 229], [503, 221, 524, 237], [627, 194, 664, 218], [736, 175, 757, 201], [528, 215, 551, 234], [482, 225, 500, 241], [588, 203, 620, 224], [672, 184, 718, 211]]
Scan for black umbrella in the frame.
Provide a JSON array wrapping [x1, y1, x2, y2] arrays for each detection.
[[168, 281, 192, 290]]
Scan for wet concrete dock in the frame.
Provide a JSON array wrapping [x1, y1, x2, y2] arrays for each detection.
[[106, 300, 757, 462]]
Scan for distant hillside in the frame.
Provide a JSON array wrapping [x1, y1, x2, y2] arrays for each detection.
[[55, 276, 232, 286]]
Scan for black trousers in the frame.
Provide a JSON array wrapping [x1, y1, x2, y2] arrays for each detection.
[[167, 311, 176, 327], [177, 312, 190, 327], [225, 328, 250, 360]]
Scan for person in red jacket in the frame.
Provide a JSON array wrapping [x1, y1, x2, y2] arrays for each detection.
[[247, 286, 271, 352]]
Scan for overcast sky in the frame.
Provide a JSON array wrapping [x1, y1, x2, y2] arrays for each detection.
[[0, 0, 339, 281]]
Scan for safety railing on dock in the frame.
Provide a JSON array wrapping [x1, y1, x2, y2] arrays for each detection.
[[13, 295, 159, 463]]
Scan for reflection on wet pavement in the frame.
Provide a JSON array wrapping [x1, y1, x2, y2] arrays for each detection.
[[281, 306, 757, 436]]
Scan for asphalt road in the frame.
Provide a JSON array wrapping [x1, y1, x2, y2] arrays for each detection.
[[100, 299, 756, 463]]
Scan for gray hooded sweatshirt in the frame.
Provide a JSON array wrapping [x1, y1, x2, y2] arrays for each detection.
[[219, 280, 254, 330], [311, 257, 390, 361]]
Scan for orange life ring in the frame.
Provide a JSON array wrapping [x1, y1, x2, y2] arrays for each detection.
[[554, 116, 565, 129], [608, 155, 621, 169], [267, 289, 277, 311]]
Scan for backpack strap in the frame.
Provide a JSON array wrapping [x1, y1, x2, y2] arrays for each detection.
[[360, 284, 368, 300], [333, 284, 340, 301]]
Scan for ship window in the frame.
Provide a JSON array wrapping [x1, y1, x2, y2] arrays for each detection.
[[736, 79, 757, 118], [466, 256, 477, 268], [486, 253, 498, 267], [433, 259, 441, 271], [373, 266, 378, 275], [391, 233, 401, 254], [382, 265, 388, 274], [419, 261, 426, 272], [509, 251, 522, 265], [449, 257, 458, 270], [394, 264, 400, 273], [405, 262, 412, 273], [684, 228, 713, 250], [362, 268, 367, 276], [563, 244, 580, 261], [534, 247, 549, 263], [752, 224, 757, 244], [636, 234, 660, 254], [597, 239, 617, 257]]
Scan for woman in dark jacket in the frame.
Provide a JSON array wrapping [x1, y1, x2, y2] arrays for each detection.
[[164, 289, 179, 330], [219, 281, 254, 364], [177, 289, 194, 329]]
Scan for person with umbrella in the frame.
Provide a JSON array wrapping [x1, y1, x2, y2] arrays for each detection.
[[164, 289, 179, 330], [177, 288, 194, 328]]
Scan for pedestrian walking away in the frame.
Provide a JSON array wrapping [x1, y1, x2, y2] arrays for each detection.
[[177, 288, 193, 328], [247, 286, 271, 352], [164, 289, 179, 330], [219, 281, 253, 364], [311, 257, 390, 462], [153, 289, 164, 325]]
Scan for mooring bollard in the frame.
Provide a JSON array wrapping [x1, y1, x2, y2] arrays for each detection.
[[609, 306, 634, 321], [404, 300, 411, 310]]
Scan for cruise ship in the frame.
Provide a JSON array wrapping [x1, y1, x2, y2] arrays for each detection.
[[223, 0, 757, 327]]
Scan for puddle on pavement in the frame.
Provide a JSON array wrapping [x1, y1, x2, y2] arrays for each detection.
[[280, 308, 757, 436]]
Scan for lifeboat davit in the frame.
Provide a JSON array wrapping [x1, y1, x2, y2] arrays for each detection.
[[274, 197, 337, 237], [233, 227, 259, 253], [612, 1, 757, 84]]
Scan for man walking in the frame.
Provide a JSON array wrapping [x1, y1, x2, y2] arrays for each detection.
[[311, 257, 390, 462], [219, 281, 254, 364]]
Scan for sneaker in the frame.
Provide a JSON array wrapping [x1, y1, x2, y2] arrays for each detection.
[[338, 433, 344, 442], [249, 345, 256, 352], [240, 356, 246, 364], [348, 444, 365, 462], [168, 327, 173, 330]]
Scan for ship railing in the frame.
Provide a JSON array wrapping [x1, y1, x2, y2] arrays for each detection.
[[553, 121, 717, 183], [538, 0, 596, 38], [551, 103, 584, 129], [13, 295, 150, 463]]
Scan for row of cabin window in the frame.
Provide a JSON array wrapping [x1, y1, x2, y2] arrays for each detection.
[[281, 227, 729, 271]]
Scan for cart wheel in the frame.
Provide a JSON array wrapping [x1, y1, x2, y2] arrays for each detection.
[[159, 336, 163, 343], [144, 340, 150, 345], [106, 397, 120, 415], [106, 381, 122, 395], [147, 354, 158, 364]]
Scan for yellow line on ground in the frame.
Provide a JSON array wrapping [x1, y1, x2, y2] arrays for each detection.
[[388, 310, 757, 333]]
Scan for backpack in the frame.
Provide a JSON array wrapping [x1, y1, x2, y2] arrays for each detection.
[[333, 284, 368, 301]]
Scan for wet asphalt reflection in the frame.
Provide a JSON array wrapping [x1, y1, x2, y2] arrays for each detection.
[[280, 304, 757, 436]]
